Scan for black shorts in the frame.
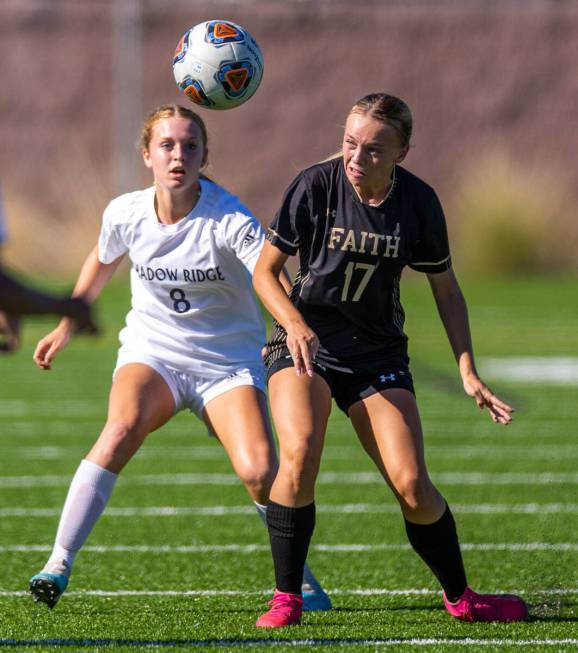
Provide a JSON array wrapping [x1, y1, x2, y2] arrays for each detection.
[[266, 352, 415, 414]]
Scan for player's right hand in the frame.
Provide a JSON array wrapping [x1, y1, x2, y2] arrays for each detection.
[[0, 312, 20, 354], [33, 322, 74, 370], [286, 320, 319, 378]]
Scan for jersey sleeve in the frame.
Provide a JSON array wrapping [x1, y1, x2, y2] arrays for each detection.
[[97, 201, 129, 264], [221, 211, 266, 275], [408, 191, 452, 274], [266, 173, 311, 255]]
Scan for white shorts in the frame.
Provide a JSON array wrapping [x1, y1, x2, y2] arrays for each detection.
[[113, 348, 266, 418]]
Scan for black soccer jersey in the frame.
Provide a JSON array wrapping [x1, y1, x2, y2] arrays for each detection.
[[266, 157, 451, 373]]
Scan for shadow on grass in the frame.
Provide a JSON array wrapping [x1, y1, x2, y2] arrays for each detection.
[[411, 361, 464, 396], [327, 603, 578, 623], [528, 599, 578, 623], [328, 604, 439, 614]]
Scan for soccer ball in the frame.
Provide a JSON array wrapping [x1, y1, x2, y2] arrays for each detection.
[[172, 20, 264, 110]]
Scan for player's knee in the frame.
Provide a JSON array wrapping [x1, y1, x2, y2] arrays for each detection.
[[284, 438, 318, 469], [279, 439, 320, 493], [393, 472, 434, 511], [98, 419, 148, 458], [236, 459, 276, 496]]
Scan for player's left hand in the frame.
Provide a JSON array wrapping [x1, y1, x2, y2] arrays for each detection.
[[462, 373, 514, 425]]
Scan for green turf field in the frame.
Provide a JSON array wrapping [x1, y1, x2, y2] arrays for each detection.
[[1, 275, 577, 652]]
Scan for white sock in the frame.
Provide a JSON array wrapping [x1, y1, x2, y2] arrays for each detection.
[[254, 501, 316, 589], [254, 501, 268, 526], [45, 459, 118, 571]]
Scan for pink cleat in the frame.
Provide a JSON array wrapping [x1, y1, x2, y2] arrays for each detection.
[[444, 587, 528, 622], [256, 590, 303, 628]]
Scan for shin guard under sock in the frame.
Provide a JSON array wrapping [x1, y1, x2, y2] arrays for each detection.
[[266, 501, 315, 595], [47, 459, 118, 570], [404, 503, 467, 602]]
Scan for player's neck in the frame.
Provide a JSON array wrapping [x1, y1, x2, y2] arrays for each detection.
[[353, 179, 392, 207], [351, 166, 395, 207], [154, 182, 201, 224]]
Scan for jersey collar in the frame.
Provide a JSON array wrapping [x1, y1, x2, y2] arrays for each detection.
[[348, 164, 397, 208], [149, 179, 208, 232]]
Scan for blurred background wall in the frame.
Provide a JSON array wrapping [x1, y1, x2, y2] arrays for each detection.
[[1, 0, 577, 275]]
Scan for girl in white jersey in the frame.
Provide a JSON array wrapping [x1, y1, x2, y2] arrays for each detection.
[[28, 104, 330, 612]]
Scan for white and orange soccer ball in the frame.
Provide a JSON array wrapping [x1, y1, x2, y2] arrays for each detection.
[[172, 20, 264, 110]]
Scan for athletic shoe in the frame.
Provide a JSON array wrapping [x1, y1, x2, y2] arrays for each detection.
[[256, 590, 303, 628], [302, 562, 332, 611], [302, 581, 332, 611], [29, 559, 71, 609], [444, 587, 528, 622]]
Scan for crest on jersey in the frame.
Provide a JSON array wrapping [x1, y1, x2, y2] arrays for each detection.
[[172, 30, 191, 65], [206, 21, 245, 46], [217, 61, 253, 98], [179, 77, 216, 108]]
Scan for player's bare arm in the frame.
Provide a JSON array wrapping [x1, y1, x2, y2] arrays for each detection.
[[33, 246, 124, 370], [0, 308, 20, 352], [253, 240, 318, 376], [427, 269, 514, 424]]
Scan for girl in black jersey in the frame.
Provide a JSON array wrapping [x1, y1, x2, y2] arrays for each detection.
[[253, 93, 528, 627]]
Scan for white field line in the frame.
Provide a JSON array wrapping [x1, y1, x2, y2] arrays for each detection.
[[2, 392, 577, 416], [9, 444, 578, 461], [1, 588, 577, 598], [2, 471, 578, 488], [0, 399, 103, 417], [2, 503, 578, 518], [9, 446, 365, 462], [0, 637, 576, 650], [2, 542, 577, 554], [427, 445, 578, 459], [479, 356, 578, 385], [318, 472, 578, 485], [3, 423, 575, 442]]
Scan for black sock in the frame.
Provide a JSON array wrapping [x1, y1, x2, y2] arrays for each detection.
[[266, 501, 315, 595], [404, 503, 467, 602]]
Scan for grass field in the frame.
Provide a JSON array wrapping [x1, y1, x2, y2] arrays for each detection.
[[0, 274, 577, 652]]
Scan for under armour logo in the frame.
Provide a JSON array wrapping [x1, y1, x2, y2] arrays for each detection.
[[380, 373, 396, 383]]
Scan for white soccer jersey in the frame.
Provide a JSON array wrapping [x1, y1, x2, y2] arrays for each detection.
[[98, 179, 266, 376]]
